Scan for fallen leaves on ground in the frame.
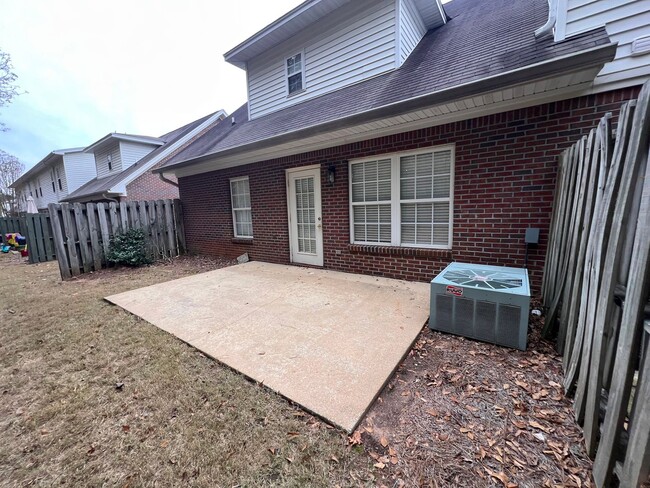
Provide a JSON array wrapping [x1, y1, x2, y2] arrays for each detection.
[[361, 299, 594, 487]]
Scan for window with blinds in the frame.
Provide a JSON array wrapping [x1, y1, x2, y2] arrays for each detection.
[[350, 158, 392, 244], [230, 177, 253, 238], [349, 146, 453, 248]]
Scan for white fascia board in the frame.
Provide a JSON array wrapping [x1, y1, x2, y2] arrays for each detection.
[[224, 0, 324, 67], [84, 134, 164, 154], [105, 110, 226, 193]]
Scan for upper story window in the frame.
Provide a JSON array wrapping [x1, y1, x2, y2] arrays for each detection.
[[107, 154, 113, 171], [286, 52, 304, 96]]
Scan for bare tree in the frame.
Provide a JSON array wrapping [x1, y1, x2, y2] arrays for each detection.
[[0, 48, 20, 131], [0, 150, 24, 216]]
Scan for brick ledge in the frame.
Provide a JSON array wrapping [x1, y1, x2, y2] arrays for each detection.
[[231, 238, 254, 245], [348, 244, 452, 258]]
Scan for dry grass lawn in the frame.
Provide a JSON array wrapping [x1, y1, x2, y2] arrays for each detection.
[[1, 252, 596, 488], [0, 254, 374, 487]]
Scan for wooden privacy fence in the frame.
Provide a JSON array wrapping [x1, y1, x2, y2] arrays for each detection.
[[542, 80, 650, 487], [0, 213, 56, 264], [48, 199, 186, 280]]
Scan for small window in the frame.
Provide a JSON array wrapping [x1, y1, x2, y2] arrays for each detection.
[[52, 181, 56, 192], [230, 177, 253, 238], [286, 52, 304, 95], [58, 179, 63, 191]]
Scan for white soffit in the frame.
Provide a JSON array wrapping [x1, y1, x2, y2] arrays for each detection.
[[412, 0, 447, 29], [174, 66, 601, 178]]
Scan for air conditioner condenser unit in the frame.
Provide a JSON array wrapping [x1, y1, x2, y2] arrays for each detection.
[[430, 262, 530, 350]]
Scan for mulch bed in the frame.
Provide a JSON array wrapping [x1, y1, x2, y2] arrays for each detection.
[[358, 300, 593, 488]]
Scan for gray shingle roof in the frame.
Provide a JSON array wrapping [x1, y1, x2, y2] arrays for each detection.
[[64, 111, 221, 201], [159, 0, 612, 171]]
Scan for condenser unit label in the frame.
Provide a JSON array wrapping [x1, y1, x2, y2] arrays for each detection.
[[446, 285, 463, 297]]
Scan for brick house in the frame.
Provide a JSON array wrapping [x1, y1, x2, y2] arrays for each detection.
[[154, 0, 649, 291], [63, 110, 226, 204]]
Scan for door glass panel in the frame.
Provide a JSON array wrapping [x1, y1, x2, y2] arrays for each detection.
[[295, 177, 316, 254]]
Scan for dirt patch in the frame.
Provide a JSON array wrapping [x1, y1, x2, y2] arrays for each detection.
[[360, 304, 592, 488]]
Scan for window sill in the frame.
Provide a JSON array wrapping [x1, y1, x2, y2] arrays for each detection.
[[348, 244, 452, 258], [287, 88, 306, 98], [232, 237, 254, 245]]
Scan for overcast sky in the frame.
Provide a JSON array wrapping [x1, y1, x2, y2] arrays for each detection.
[[0, 0, 304, 170]]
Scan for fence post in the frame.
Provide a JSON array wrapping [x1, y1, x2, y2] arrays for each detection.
[[48, 204, 71, 279], [173, 199, 186, 254]]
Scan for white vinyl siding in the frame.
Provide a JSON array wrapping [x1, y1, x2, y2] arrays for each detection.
[[398, 0, 427, 66], [557, 0, 650, 91], [230, 177, 253, 238], [95, 143, 122, 179], [119, 141, 157, 170], [63, 151, 95, 193], [350, 145, 454, 249], [247, 0, 396, 119]]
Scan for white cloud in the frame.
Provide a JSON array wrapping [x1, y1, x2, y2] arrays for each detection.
[[0, 0, 303, 168]]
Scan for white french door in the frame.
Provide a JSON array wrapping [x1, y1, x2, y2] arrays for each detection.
[[287, 166, 323, 266]]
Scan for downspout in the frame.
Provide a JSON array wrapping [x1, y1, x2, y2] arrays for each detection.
[[534, 0, 557, 39], [158, 172, 179, 188], [101, 193, 119, 203]]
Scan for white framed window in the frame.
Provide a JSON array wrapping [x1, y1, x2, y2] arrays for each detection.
[[230, 177, 253, 238], [286, 52, 304, 96], [349, 145, 454, 249]]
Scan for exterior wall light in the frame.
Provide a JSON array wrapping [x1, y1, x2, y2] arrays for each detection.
[[327, 164, 336, 185]]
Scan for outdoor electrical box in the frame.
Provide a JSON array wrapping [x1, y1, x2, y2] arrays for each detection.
[[525, 228, 540, 245], [430, 262, 531, 350]]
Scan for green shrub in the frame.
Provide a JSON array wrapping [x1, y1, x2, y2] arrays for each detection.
[[106, 229, 152, 267]]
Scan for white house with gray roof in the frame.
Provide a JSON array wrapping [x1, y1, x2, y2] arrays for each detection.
[[11, 147, 96, 212]]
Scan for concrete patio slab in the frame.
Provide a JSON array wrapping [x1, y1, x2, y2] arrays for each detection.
[[105, 261, 430, 432]]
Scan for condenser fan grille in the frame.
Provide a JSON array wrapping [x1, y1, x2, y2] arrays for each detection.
[[442, 268, 523, 290]]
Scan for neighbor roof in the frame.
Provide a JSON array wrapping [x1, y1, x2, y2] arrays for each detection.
[[158, 0, 614, 173], [10, 147, 86, 188], [83, 133, 165, 154], [63, 110, 225, 202]]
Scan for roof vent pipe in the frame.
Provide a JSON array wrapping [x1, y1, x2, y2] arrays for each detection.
[[232, 116, 236, 125], [534, 0, 557, 39]]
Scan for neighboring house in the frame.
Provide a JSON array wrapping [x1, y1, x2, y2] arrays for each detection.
[[11, 148, 96, 212], [154, 0, 650, 290], [64, 110, 226, 203]]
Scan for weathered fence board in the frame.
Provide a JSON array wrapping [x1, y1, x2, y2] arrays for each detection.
[[542, 80, 650, 487], [48, 199, 185, 279]]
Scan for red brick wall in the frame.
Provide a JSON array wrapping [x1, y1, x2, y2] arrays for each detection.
[[178, 88, 640, 293], [126, 171, 179, 202], [124, 115, 226, 202]]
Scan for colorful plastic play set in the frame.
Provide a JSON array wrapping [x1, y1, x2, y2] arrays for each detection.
[[1, 233, 28, 257]]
